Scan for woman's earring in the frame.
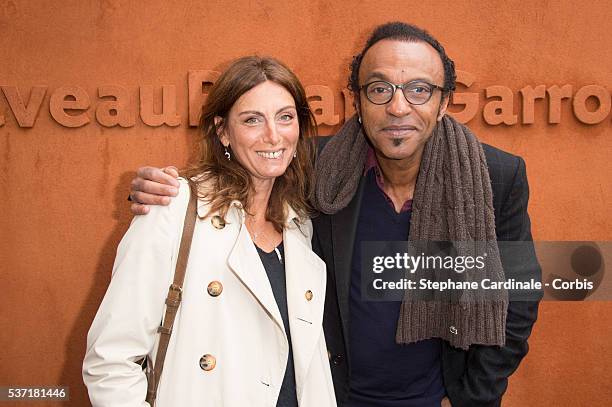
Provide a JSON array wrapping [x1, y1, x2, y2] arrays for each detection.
[[358, 116, 362, 124], [224, 146, 231, 161], [293, 151, 297, 158]]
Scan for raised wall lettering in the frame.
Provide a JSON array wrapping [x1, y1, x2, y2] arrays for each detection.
[[520, 85, 547, 124], [188, 70, 219, 127], [49, 86, 90, 128], [547, 85, 573, 124], [450, 71, 479, 124], [1, 86, 47, 127], [0, 72, 608, 129], [306, 85, 340, 126], [139, 85, 181, 127], [96, 85, 134, 127], [483, 85, 517, 125], [573, 85, 611, 125]]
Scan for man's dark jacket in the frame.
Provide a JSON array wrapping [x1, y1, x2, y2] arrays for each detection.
[[312, 141, 541, 407]]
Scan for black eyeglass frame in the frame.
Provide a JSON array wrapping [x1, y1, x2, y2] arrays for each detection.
[[359, 80, 447, 105]]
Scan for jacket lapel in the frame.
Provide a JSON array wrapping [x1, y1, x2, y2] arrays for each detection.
[[284, 220, 326, 404], [227, 219, 285, 332], [331, 176, 365, 355]]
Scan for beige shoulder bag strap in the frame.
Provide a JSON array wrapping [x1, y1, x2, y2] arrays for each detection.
[[146, 188, 197, 405]]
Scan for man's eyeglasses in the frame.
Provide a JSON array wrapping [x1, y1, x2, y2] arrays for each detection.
[[360, 80, 446, 105]]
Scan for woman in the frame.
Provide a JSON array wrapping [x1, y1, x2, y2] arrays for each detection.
[[83, 56, 336, 407]]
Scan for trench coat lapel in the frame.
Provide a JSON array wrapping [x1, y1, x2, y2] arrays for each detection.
[[227, 221, 285, 332], [284, 220, 326, 404]]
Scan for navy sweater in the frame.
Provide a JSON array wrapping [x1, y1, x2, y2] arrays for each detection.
[[347, 170, 445, 407]]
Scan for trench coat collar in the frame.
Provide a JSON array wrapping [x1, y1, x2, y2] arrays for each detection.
[[196, 198, 301, 224]]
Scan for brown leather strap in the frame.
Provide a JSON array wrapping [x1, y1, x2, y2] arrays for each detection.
[[146, 188, 197, 405]]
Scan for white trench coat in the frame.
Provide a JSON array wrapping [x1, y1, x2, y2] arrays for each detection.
[[83, 179, 336, 407]]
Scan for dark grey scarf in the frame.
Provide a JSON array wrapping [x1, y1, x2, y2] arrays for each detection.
[[314, 115, 507, 350]]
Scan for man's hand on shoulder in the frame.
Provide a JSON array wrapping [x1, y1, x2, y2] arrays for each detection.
[[130, 166, 180, 215]]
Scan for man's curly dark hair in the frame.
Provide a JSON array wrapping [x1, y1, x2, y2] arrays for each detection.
[[349, 22, 456, 98]]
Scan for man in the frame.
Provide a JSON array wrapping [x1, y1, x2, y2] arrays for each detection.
[[129, 22, 540, 407]]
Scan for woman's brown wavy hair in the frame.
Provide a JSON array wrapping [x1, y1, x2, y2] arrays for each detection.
[[183, 56, 317, 232]]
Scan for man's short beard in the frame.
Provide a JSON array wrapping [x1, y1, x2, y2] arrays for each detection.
[[392, 138, 404, 147]]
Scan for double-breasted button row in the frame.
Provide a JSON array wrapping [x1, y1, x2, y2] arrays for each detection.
[[201, 282, 221, 371], [199, 354, 216, 371]]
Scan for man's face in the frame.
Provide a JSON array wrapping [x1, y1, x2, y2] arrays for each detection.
[[357, 39, 449, 162]]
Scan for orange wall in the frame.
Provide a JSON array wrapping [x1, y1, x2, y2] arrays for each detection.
[[1, 1, 610, 406]]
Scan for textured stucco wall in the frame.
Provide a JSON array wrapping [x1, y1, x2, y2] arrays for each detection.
[[1, 1, 610, 406]]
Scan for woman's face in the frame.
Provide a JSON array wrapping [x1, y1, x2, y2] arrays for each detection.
[[217, 80, 300, 187]]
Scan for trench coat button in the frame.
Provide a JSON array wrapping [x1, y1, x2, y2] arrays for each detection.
[[199, 354, 216, 371], [331, 354, 343, 366], [211, 215, 226, 229], [207, 281, 223, 297], [305, 290, 313, 301]]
